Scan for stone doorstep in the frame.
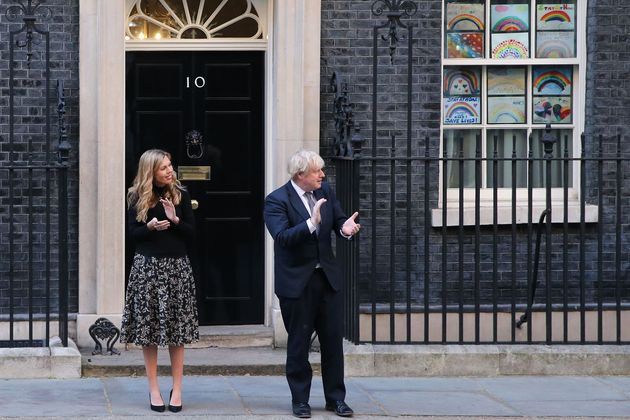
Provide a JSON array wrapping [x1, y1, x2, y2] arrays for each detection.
[[188, 324, 275, 348], [81, 325, 295, 377], [81, 346, 320, 377], [0, 337, 82, 379], [119, 325, 275, 351]]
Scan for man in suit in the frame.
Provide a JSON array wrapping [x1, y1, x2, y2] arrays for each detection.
[[264, 149, 360, 418]]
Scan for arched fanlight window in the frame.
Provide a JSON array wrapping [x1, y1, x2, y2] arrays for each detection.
[[126, 0, 264, 40]]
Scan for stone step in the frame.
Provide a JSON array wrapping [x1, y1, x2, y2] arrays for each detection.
[[190, 325, 275, 349], [81, 325, 319, 377], [113, 325, 274, 351], [81, 346, 321, 377]]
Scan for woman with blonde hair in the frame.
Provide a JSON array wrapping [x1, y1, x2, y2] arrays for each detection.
[[121, 149, 199, 413]]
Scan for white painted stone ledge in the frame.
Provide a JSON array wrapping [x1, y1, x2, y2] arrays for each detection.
[[344, 343, 630, 377], [0, 337, 81, 379]]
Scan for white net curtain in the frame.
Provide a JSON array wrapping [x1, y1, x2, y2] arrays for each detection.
[[444, 129, 572, 189]]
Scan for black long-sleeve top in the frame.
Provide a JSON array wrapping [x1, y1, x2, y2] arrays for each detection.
[[127, 186, 195, 257]]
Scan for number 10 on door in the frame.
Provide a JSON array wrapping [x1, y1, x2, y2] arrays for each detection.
[[186, 76, 206, 88]]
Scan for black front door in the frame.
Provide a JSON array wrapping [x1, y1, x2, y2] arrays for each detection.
[[126, 51, 265, 325]]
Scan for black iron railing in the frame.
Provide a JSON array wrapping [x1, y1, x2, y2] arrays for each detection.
[[328, 0, 628, 346], [334, 130, 629, 345], [2, 0, 71, 348]]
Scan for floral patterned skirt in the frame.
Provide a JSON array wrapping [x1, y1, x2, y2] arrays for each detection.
[[120, 254, 199, 346]]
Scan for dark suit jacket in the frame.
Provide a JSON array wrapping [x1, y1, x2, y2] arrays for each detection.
[[264, 181, 348, 298]]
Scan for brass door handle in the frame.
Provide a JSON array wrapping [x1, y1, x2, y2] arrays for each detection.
[[191, 199, 199, 210]]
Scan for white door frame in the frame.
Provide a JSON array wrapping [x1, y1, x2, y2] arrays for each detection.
[[76, 0, 321, 348]]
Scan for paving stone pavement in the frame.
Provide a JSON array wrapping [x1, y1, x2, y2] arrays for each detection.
[[0, 375, 629, 419]]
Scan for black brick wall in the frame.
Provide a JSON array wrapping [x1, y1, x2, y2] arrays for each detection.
[[586, 0, 630, 140], [321, 0, 630, 309], [0, 0, 627, 319], [0, 0, 79, 317]]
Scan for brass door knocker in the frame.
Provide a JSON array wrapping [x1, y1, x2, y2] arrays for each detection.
[[185, 130, 204, 159]]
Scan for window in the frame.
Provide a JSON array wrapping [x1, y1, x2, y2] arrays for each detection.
[[439, 0, 587, 223], [125, 0, 265, 40]]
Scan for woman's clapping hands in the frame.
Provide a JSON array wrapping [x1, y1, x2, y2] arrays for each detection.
[[160, 197, 180, 225], [147, 217, 170, 231]]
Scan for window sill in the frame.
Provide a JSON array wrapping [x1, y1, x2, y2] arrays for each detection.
[[431, 204, 598, 227]]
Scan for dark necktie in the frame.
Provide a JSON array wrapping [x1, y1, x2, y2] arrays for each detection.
[[304, 192, 319, 234], [305, 192, 316, 215]]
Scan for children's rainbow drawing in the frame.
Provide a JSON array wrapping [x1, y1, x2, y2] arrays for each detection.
[[537, 4, 575, 30], [491, 4, 529, 32], [491, 34, 529, 58], [444, 68, 480, 96], [488, 97, 526, 124], [533, 67, 572, 95], [541, 10, 571, 24], [533, 97, 572, 123], [491, 111, 523, 123], [446, 3, 485, 31], [492, 17, 528, 32], [444, 97, 480, 124], [536, 32, 575, 58], [448, 13, 484, 31], [447, 33, 483, 58], [487, 67, 526, 95]]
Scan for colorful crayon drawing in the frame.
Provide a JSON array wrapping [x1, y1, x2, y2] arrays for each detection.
[[533, 96, 572, 123], [447, 33, 483, 58], [446, 3, 485, 31], [491, 33, 529, 58], [444, 67, 481, 96], [533, 66, 572, 95], [491, 4, 529, 32], [444, 97, 480, 124], [488, 97, 526, 124], [487, 67, 526, 95], [536, 31, 575, 58], [448, 13, 485, 30], [537, 4, 575, 30]]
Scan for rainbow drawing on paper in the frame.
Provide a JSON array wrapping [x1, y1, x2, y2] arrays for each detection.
[[487, 67, 526, 95], [541, 10, 571, 23], [447, 33, 483, 58], [533, 67, 572, 95], [492, 17, 528, 32], [491, 4, 529, 32], [446, 3, 485, 31], [444, 97, 480, 125], [448, 13, 484, 31], [533, 97, 572, 123], [537, 4, 575, 30], [536, 31, 575, 58], [444, 68, 480, 96], [491, 33, 529, 58], [488, 97, 526, 124]]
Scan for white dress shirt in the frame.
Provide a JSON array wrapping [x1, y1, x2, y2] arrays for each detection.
[[291, 180, 318, 234], [290, 180, 352, 240]]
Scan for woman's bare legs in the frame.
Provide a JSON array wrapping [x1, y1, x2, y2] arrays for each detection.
[[168, 345, 185, 405], [143, 345, 163, 405]]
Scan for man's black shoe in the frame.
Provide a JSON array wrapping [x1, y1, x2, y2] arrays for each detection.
[[325, 400, 354, 417], [291, 402, 311, 418]]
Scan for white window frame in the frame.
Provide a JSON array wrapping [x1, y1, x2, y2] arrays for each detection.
[[433, 0, 596, 226], [124, 0, 268, 49]]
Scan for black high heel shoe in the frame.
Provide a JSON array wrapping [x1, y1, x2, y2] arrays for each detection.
[[168, 389, 182, 413], [149, 393, 165, 412]]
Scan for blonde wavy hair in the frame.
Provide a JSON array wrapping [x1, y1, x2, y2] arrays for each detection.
[[127, 149, 183, 222]]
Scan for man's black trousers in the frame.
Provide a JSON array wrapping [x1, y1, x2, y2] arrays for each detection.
[[279, 268, 346, 404]]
